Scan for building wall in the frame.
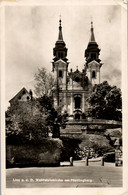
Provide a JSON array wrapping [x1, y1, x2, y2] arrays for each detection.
[[53, 86, 91, 119]]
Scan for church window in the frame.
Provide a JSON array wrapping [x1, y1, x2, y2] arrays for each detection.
[[27, 96, 29, 100], [58, 52, 63, 58], [59, 70, 63, 78], [91, 53, 96, 59], [75, 77, 80, 82], [61, 53, 64, 58], [18, 96, 21, 100], [92, 71, 96, 78], [75, 97, 81, 109]]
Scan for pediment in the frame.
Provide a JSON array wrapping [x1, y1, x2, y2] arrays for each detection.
[[55, 59, 67, 65], [88, 60, 100, 67]]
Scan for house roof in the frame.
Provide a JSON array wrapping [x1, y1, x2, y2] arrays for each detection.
[[9, 87, 29, 103]]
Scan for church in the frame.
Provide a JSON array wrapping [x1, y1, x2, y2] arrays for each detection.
[[52, 19, 102, 120]]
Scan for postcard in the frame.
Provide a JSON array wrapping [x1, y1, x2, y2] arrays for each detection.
[[0, 0, 128, 195]]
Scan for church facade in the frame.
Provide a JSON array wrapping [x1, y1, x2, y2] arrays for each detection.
[[52, 20, 102, 120]]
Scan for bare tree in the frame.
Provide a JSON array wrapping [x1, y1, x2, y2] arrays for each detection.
[[34, 67, 56, 97]]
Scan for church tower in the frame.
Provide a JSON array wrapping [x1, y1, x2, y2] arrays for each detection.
[[52, 19, 103, 119], [52, 19, 69, 108], [85, 21, 102, 85], [53, 19, 68, 64], [52, 19, 69, 92]]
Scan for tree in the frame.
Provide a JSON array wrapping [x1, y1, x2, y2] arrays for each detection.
[[6, 100, 48, 144], [34, 67, 68, 137], [87, 81, 122, 121], [34, 67, 56, 97], [37, 95, 68, 138], [6, 95, 68, 143], [75, 134, 114, 159]]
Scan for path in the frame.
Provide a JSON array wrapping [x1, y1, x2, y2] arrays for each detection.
[[6, 160, 122, 188]]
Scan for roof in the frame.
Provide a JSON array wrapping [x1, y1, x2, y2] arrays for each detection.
[[9, 87, 29, 103], [58, 19, 63, 41], [89, 21, 96, 43]]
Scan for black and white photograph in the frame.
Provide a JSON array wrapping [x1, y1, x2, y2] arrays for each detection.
[[1, 0, 127, 195]]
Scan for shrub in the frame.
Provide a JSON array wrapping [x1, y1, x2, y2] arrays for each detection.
[[6, 138, 63, 168]]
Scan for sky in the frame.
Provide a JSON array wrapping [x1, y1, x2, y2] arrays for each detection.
[[5, 4, 122, 108]]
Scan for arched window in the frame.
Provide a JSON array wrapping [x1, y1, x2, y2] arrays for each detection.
[[58, 52, 63, 59], [92, 71, 96, 78], [91, 53, 96, 59]]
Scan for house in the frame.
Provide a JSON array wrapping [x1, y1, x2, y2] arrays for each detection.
[[9, 88, 33, 106]]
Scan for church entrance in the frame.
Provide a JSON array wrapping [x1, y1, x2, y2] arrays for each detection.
[[75, 113, 80, 120], [74, 97, 81, 109]]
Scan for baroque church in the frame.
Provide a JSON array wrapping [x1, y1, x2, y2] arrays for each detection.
[[9, 19, 103, 123], [52, 19, 102, 120]]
